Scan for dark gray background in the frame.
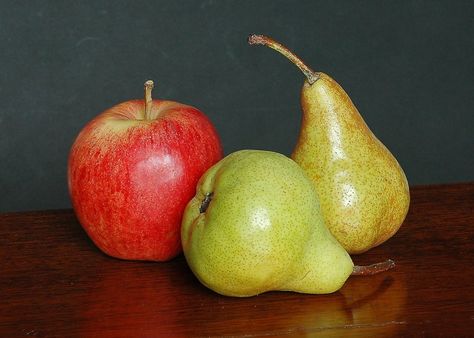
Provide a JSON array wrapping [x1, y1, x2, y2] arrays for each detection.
[[1, 1, 473, 212]]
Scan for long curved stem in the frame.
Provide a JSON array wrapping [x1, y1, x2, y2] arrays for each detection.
[[352, 259, 396, 276], [248, 34, 319, 84]]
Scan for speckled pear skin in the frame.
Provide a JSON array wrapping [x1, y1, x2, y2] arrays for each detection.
[[292, 73, 410, 254], [181, 150, 353, 297]]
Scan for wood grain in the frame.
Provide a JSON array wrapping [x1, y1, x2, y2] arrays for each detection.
[[1, 183, 474, 337]]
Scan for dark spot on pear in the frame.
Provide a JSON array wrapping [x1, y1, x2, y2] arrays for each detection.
[[199, 192, 213, 213]]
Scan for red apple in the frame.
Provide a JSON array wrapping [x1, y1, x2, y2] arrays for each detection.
[[68, 80, 223, 261]]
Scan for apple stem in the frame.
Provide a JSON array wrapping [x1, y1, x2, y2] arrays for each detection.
[[248, 34, 320, 84], [351, 259, 396, 276], [144, 80, 154, 120]]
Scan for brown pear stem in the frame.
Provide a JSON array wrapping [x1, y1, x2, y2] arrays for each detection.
[[248, 34, 319, 84], [351, 259, 396, 276], [144, 80, 154, 120]]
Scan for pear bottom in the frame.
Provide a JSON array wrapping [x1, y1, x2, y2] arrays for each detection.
[[281, 224, 354, 294]]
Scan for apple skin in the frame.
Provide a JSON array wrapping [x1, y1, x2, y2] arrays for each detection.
[[68, 98, 223, 261]]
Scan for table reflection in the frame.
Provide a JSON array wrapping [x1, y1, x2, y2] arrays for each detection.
[[78, 258, 406, 337]]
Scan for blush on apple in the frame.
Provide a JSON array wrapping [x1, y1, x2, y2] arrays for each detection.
[[68, 80, 223, 261]]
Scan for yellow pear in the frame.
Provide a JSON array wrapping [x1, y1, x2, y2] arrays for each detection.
[[249, 35, 410, 254], [182, 150, 394, 297]]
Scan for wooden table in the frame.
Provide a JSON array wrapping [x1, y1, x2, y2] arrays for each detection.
[[1, 183, 474, 337]]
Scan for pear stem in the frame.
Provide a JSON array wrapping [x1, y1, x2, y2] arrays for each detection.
[[144, 80, 154, 120], [248, 34, 319, 84], [351, 259, 396, 276]]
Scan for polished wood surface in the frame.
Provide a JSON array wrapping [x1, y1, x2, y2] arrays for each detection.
[[1, 183, 474, 337]]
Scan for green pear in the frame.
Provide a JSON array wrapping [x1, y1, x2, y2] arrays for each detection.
[[181, 150, 394, 297], [249, 35, 410, 254]]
